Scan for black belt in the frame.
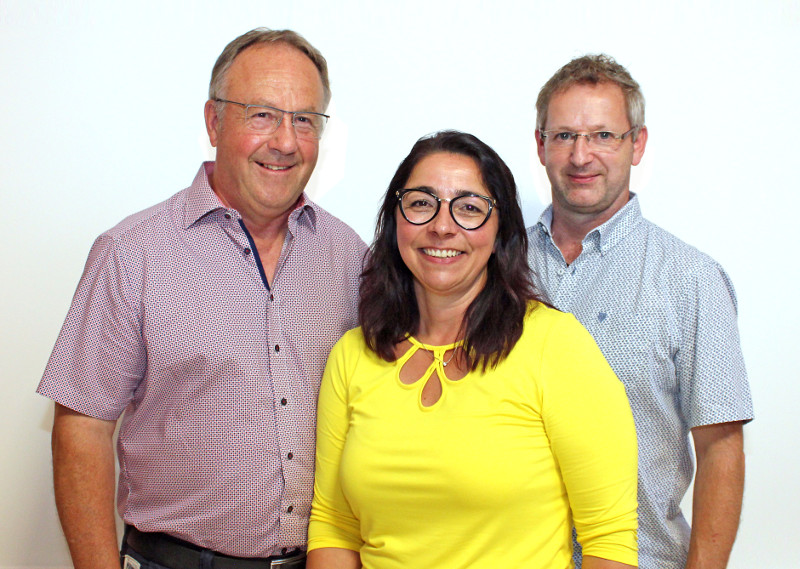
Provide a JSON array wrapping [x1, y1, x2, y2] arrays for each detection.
[[125, 527, 306, 569]]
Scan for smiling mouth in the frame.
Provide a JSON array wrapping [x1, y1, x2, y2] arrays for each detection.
[[568, 172, 600, 182], [257, 161, 291, 171], [423, 248, 463, 258]]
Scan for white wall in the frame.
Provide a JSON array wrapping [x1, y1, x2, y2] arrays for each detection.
[[2, 1, 797, 567]]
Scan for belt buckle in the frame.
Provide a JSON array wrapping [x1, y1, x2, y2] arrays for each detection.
[[270, 552, 304, 567]]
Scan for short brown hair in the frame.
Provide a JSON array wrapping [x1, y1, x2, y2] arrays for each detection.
[[536, 54, 644, 137], [208, 28, 331, 109]]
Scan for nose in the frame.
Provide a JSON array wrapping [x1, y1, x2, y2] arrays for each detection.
[[267, 112, 300, 154], [569, 134, 594, 167], [429, 200, 458, 236]]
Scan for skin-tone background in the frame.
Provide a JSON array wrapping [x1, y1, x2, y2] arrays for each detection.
[[2, 1, 797, 568]]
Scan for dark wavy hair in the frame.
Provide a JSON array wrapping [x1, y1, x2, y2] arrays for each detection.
[[359, 130, 539, 371]]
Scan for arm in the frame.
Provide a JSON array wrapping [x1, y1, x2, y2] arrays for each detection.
[[52, 403, 120, 569], [307, 547, 361, 569], [685, 421, 745, 569], [583, 556, 636, 569], [540, 314, 639, 567], [307, 334, 364, 557]]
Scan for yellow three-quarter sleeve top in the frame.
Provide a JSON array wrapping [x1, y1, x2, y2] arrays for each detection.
[[309, 302, 638, 569]]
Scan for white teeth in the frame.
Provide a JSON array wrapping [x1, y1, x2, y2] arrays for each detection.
[[260, 163, 290, 171], [423, 248, 462, 258]]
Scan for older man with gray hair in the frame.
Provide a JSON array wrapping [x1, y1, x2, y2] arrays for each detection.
[[38, 28, 365, 569], [528, 54, 753, 569]]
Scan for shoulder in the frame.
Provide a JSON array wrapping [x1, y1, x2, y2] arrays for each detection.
[[301, 202, 368, 276], [516, 302, 595, 358], [512, 303, 623, 397], [333, 326, 367, 351], [328, 327, 374, 364], [640, 218, 722, 271], [307, 201, 367, 250], [97, 189, 186, 249], [80, 190, 188, 274], [523, 301, 583, 334], [324, 327, 384, 384], [639, 218, 737, 301]]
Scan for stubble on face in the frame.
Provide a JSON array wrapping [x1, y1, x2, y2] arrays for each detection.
[[539, 82, 644, 227]]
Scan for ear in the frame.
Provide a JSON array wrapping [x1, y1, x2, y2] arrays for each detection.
[[631, 125, 648, 166], [535, 129, 547, 166], [204, 99, 221, 148]]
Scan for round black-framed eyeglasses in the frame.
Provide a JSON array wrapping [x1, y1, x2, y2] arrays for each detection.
[[396, 188, 497, 231]]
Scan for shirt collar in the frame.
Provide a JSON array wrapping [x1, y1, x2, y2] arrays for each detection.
[[182, 161, 319, 231], [536, 192, 644, 254]]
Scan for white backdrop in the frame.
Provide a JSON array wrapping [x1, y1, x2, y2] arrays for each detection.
[[2, 1, 798, 567]]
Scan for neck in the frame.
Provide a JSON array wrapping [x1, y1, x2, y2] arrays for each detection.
[[414, 287, 480, 346], [550, 194, 628, 265], [211, 183, 298, 284], [208, 165, 302, 239]]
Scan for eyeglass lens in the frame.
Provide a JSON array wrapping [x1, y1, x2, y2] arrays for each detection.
[[400, 190, 491, 230], [544, 130, 630, 150], [243, 106, 326, 139]]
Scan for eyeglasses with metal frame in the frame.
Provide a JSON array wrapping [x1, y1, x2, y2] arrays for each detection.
[[214, 98, 329, 140], [539, 126, 638, 151], [396, 188, 497, 231]]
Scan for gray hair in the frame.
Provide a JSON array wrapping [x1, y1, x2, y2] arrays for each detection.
[[536, 54, 645, 139], [209, 28, 331, 110]]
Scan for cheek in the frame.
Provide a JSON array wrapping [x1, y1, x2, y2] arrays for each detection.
[[297, 139, 320, 164], [394, 217, 419, 266], [218, 130, 264, 158], [395, 221, 412, 253]]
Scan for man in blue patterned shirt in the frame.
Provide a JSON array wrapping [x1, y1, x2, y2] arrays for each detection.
[[527, 54, 753, 569]]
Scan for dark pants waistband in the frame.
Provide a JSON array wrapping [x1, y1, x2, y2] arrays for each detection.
[[124, 526, 305, 569]]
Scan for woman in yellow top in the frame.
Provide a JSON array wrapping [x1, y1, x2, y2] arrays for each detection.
[[307, 131, 638, 569]]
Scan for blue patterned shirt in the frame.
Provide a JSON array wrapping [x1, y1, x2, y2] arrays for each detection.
[[527, 194, 753, 569]]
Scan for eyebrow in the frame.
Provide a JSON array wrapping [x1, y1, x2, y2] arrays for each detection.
[[247, 100, 324, 114], [408, 186, 485, 198], [546, 124, 614, 132]]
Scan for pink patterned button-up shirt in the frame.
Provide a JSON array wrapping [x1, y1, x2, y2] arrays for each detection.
[[38, 162, 366, 557]]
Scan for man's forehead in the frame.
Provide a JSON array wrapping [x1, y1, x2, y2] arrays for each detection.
[[546, 81, 627, 123], [552, 80, 624, 102], [223, 42, 325, 108]]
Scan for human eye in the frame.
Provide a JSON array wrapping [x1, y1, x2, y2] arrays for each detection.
[[403, 191, 436, 211], [454, 196, 489, 217], [549, 131, 575, 145], [591, 131, 617, 145], [245, 106, 280, 131], [293, 113, 323, 136]]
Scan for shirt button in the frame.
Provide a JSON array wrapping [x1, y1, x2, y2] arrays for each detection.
[[243, 247, 251, 255], [270, 294, 274, 301], [287, 505, 294, 513], [281, 398, 288, 406], [287, 452, 293, 460], [274, 345, 280, 352], [224, 213, 232, 220]]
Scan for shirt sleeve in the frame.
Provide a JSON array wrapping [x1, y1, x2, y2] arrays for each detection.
[[37, 233, 145, 419], [538, 312, 639, 566], [308, 332, 363, 553], [676, 260, 753, 428]]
